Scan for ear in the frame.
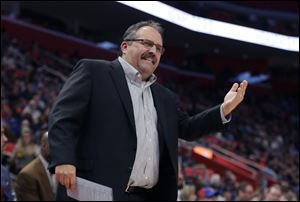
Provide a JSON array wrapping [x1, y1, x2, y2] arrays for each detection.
[[120, 41, 128, 54]]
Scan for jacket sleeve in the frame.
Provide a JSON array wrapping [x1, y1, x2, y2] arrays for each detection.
[[48, 59, 92, 172], [178, 104, 227, 141]]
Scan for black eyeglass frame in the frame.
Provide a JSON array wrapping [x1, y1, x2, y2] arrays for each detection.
[[124, 39, 165, 55]]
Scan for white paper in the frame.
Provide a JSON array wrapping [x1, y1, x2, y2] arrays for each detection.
[[67, 177, 113, 201]]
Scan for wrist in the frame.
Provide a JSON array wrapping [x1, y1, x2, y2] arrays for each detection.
[[222, 103, 231, 117]]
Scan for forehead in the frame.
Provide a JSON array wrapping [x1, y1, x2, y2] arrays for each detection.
[[136, 26, 162, 44]]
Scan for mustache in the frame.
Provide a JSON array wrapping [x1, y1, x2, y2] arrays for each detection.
[[141, 52, 157, 65]]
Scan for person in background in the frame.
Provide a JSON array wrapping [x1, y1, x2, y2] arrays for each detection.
[[263, 184, 282, 201], [9, 127, 39, 175], [15, 132, 55, 201], [1, 125, 15, 201], [236, 181, 254, 201]]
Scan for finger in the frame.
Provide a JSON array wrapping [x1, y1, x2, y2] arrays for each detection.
[[230, 83, 239, 92], [240, 80, 248, 95], [64, 172, 70, 189], [243, 80, 248, 91], [242, 80, 248, 86], [69, 173, 76, 191], [241, 79, 247, 87], [55, 168, 65, 185], [55, 173, 64, 186], [237, 86, 244, 99]]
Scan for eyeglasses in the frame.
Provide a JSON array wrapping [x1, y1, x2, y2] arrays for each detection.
[[125, 39, 165, 55]]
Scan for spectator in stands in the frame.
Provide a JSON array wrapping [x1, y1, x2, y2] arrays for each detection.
[[236, 181, 254, 201], [9, 127, 39, 174], [177, 162, 185, 201], [15, 132, 55, 201], [1, 125, 14, 201], [22, 99, 42, 126], [223, 170, 239, 194], [197, 186, 218, 201], [194, 163, 214, 187], [263, 184, 282, 201], [180, 184, 197, 201], [221, 187, 233, 201], [48, 20, 248, 201], [282, 191, 298, 201]]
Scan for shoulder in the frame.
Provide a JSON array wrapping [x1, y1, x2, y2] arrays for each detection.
[[18, 157, 41, 176], [77, 58, 112, 65], [73, 58, 114, 70], [70, 59, 118, 77]]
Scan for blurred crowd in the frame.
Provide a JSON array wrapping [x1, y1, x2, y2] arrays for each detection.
[[166, 1, 298, 36], [164, 75, 298, 200], [1, 24, 299, 201]]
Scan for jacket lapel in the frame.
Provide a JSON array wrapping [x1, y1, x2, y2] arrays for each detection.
[[110, 59, 136, 131], [151, 84, 178, 174], [151, 83, 168, 140], [36, 158, 55, 200]]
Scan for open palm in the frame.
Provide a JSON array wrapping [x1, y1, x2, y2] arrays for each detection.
[[223, 80, 248, 116]]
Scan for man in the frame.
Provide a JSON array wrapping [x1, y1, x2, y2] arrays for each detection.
[[263, 184, 282, 201], [1, 126, 14, 201], [15, 132, 55, 201], [49, 20, 248, 201], [236, 181, 254, 201]]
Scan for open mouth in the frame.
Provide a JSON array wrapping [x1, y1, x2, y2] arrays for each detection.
[[145, 58, 153, 63], [142, 57, 155, 65], [141, 52, 157, 65]]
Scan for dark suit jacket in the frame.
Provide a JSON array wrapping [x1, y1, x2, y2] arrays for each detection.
[[48, 59, 227, 200], [15, 157, 55, 201]]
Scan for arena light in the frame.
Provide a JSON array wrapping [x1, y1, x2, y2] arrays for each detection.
[[117, 1, 299, 52], [193, 146, 213, 159]]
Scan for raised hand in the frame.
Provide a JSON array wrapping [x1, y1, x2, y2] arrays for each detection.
[[222, 80, 248, 117]]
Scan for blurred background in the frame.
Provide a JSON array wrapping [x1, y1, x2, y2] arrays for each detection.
[[1, 1, 298, 201]]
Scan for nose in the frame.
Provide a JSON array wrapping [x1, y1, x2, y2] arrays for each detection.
[[149, 44, 158, 54]]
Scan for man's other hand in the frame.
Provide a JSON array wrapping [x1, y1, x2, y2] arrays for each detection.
[[55, 164, 76, 192]]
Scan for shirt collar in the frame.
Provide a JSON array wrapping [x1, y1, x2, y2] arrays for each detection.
[[118, 57, 157, 87]]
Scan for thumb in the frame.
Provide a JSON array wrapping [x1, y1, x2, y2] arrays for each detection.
[[230, 83, 239, 92]]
